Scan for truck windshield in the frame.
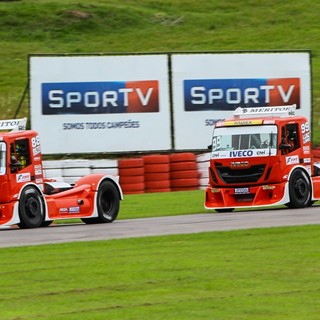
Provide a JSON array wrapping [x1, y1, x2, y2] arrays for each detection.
[[0, 142, 6, 175], [211, 125, 278, 157]]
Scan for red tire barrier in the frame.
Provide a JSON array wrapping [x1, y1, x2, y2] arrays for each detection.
[[121, 183, 145, 193], [170, 152, 196, 162], [145, 180, 170, 189], [145, 172, 170, 181], [118, 157, 145, 194], [119, 175, 144, 184], [143, 154, 170, 164], [171, 178, 199, 188], [145, 188, 171, 193], [170, 170, 199, 180], [170, 161, 197, 171], [144, 163, 170, 173], [118, 158, 144, 168], [143, 154, 171, 193], [119, 167, 145, 176]]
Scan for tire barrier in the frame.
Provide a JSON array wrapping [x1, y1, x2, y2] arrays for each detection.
[[196, 153, 210, 190], [42, 152, 210, 194], [170, 153, 199, 191], [143, 155, 171, 193], [118, 158, 145, 194]]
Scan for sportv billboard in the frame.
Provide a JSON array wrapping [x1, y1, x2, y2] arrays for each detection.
[[171, 52, 311, 150], [29, 51, 311, 154], [29, 54, 170, 154]]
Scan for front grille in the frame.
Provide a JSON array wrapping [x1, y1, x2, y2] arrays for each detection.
[[215, 164, 265, 184]]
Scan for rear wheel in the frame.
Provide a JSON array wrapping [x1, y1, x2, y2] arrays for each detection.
[[287, 169, 311, 208], [81, 181, 120, 224], [18, 186, 45, 229]]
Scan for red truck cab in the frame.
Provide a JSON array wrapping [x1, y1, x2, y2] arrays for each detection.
[[0, 118, 123, 228], [205, 105, 320, 211]]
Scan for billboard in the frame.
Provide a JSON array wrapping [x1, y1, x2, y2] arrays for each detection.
[[29, 51, 311, 154], [29, 54, 171, 154], [171, 52, 311, 150]]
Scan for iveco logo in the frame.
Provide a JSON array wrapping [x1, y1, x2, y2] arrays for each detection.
[[230, 161, 249, 167]]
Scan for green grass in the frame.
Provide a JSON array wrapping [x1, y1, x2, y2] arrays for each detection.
[[120, 190, 207, 219], [1, 225, 320, 319], [1, 3, 320, 318], [1, 0, 320, 143]]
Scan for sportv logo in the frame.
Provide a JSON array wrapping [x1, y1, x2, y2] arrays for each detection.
[[42, 80, 159, 114], [184, 78, 300, 111]]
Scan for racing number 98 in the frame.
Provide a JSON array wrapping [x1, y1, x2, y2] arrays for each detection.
[[212, 136, 221, 151], [31, 135, 41, 155]]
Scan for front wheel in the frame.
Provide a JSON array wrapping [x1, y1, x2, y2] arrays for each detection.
[[18, 186, 45, 229], [287, 169, 311, 208], [81, 181, 120, 224]]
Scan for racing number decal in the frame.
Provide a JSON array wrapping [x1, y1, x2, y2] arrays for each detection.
[[212, 136, 221, 151], [301, 122, 310, 144], [32, 135, 41, 155]]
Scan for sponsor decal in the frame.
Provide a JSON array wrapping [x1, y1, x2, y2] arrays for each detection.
[[184, 78, 300, 111], [16, 173, 31, 183], [62, 120, 140, 130], [59, 207, 80, 214], [303, 146, 310, 154], [286, 155, 299, 165], [223, 119, 263, 126], [42, 80, 159, 114], [229, 150, 254, 157], [303, 158, 311, 163], [230, 161, 249, 167], [234, 187, 250, 194], [69, 206, 80, 213]]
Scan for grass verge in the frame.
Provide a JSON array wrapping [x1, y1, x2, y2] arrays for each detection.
[[1, 225, 320, 319]]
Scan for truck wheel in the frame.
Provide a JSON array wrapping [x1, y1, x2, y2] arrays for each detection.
[[81, 181, 120, 224], [18, 186, 45, 229], [288, 169, 311, 208]]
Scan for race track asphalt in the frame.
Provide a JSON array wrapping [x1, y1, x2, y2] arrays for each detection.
[[1, 206, 320, 248]]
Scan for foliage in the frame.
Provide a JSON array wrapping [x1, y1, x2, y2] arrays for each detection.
[[0, 0, 320, 142]]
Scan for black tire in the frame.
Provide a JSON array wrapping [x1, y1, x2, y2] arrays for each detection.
[[215, 208, 234, 213], [81, 181, 120, 224], [288, 169, 311, 208], [18, 186, 45, 229], [41, 220, 53, 227]]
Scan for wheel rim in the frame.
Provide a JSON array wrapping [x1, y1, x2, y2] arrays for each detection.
[[294, 178, 308, 200], [25, 197, 40, 218], [99, 190, 113, 220]]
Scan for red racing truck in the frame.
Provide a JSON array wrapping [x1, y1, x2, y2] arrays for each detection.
[[0, 118, 123, 228], [205, 105, 320, 212]]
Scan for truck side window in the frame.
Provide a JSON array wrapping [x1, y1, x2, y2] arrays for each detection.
[[10, 139, 31, 172], [280, 124, 299, 154]]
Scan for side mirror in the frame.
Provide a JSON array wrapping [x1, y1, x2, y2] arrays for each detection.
[[207, 144, 212, 150]]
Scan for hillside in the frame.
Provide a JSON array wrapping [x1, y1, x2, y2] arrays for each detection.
[[1, 0, 320, 142]]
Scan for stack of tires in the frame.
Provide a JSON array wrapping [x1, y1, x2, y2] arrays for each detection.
[[62, 159, 91, 185], [118, 158, 145, 194], [196, 153, 210, 189], [143, 155, 171, 193], [170, 153, 199, 191]]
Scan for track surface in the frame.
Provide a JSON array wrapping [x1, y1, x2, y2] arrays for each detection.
[[1, 206, 320, 248]]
